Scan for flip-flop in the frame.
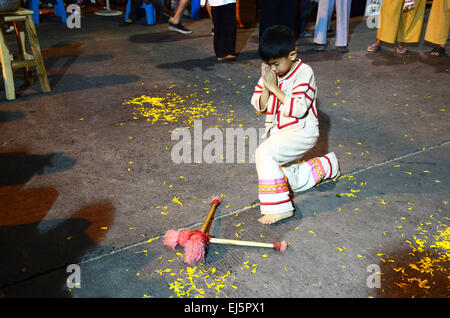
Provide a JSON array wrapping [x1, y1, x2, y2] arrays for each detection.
[[366, 43, 381, 52], [429, 46, 446, 57], [395, 46, 408, 54]]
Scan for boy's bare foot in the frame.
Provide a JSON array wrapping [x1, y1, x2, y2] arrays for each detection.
[[258, 210, 294, 225]]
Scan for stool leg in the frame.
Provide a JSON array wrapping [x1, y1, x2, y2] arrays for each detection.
[[0, 20, 16, 100], [14, 21, 34, 86], [24, 15, 51, 93]]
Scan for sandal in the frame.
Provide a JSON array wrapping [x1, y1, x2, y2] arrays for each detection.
[[430, 46, 446, 57], [366, 43, 381, 52], [394, 46, 408, 54]]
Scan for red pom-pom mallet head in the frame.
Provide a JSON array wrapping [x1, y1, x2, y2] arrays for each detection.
[[184, 230, 211, 264], [178, 228, 193, 247], [164, 229, 181, 250], [210, 196, 222, 206], [273, 240, 288, 252], [164, 228, 195, 250]]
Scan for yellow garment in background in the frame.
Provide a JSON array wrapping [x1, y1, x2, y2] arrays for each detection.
[[424, 0, 450, 45], [377, 0, 427, 44]]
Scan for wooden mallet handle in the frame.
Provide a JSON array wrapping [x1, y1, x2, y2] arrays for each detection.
[[200, 196, 222, 233], [209, 238, 288, 251]]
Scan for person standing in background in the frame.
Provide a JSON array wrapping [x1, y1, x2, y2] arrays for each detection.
[[313, 0, 352, 52], [367, 0, 427, 53], [424, 0, 449, 56], [201, 0, 237, 61]]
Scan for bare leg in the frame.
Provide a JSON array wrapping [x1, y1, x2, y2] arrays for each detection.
[[206, 3, 213, 28], [171, 0, 189, 24]]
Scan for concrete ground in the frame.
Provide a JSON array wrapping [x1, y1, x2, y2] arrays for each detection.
[[0, 5, 449, 301]]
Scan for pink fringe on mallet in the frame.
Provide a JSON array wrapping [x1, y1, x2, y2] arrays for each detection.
[[163, 229, 180, 250], [163, 228, 194, 250], [183, 230, 211, 264]]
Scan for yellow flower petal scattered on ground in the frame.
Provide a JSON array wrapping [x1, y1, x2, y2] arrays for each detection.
[[172, 196, 183, 206]]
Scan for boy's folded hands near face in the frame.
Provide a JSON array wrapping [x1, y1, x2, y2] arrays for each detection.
[[262, 63, 278, 92]]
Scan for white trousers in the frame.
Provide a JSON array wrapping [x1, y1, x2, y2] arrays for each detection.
[[314, 0, 352, 47], [255, 125, 339, 214]]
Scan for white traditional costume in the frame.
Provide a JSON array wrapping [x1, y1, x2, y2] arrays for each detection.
[[251, 59, 340, 215]]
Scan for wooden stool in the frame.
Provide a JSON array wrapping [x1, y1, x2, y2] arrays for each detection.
[[0, 8, 51, 100]]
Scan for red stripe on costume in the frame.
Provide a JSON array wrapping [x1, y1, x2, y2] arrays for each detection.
[[267, 94, 276, 114], [259, 188, 290, 194], [289, 98, 294, 117], [268, 82, 283, 115], [284, 61, 303, 81], [256, 83, 263, 89], [254, 90, 263, 94], [323, 155, 333, 179], [292, 92, 314, 103], [260, 198, 292, 206], [292, 83, 316, 93], [277, 111, 298, 129], [311, 103, 318, 118]]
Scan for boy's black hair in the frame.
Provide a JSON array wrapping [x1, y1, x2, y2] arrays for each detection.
[[258, 25, 296, 62]]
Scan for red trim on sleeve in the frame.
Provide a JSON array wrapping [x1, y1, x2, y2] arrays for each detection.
[[289, 98, 294, 117]]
